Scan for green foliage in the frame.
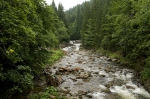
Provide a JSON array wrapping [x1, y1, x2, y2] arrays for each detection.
[[51, 0, 57, 14], [141, 57, 150, 80], [28, 86, 67, 99], [58, 3, 68, 27], [51, 0, 70, 42], [66, 3, 85, 40], [82, 19, 95, 49], [0, 0, 68, 98], [48, 50, 63, 65], [141, 68, 150, 81], [54, 21, 70, 42]]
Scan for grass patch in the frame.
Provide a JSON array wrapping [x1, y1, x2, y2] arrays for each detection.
[[28, 86, 67, 99], [97, 48, 122, 59], [141, 68, 150, 81], [97, 48, 130, 66], [48, 49, 64, 65]]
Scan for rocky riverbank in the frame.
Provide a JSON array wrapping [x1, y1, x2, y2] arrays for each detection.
[[45, 42, 150, 99], [32, 41, 150, 99]]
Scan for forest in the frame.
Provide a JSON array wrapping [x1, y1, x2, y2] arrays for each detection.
[[0, 0, 150, 98], [0, 0, 69, 98]]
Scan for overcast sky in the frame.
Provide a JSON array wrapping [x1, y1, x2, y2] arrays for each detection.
[[45, 0, 90, 10]]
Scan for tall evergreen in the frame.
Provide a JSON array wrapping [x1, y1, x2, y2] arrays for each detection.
[[65, 2, 88, 40], [51, 0, 57, 14], [81, 1, 91, 47], [58, 3, 67, 27]]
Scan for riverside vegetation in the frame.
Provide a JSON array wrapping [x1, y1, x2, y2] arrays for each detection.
[[0, 0, 150, 98]]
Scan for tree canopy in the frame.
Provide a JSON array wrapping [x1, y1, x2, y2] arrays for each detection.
[[0, 0, 69, 98]]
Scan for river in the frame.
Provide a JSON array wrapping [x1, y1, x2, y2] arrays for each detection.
[[50, 41, 150, 99]]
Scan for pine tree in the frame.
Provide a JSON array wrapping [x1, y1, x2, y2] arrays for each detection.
[[52, 0, 57, 14], [58, 3, 67, 27]]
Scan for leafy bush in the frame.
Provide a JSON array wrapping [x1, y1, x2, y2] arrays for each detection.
[[0, 0, 68, 98], [141, 68, 150, 80], [28, 86, 67, 99], [48, 50, 63, 65]]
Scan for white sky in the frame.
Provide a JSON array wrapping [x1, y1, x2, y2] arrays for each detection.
[[45, 0, 90, 10]]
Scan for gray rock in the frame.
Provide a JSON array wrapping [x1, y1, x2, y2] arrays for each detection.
[[106, 93, 121, 99], [82, 73, 90, 79], [105, 83, 113, 88], [107, 58, 112, 61], [112, 59, 118, 62], [78, 60, 83, 64], [55, 71, 62, 75], [105, 68, 111, 73], [100, 75, 106, 77], [126, 85, 135, 90], [101, 88, 111, 93], [78, 90, 87, 95], [76, 75, 82, 79], [95, 72, 99, 74], [70, 77, 77, 82], [112, 79, 124, 86], [86, 94, 93, 98]]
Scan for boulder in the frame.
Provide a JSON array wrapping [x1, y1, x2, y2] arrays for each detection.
[[105, 83, 113, 88], [101, 88, 111, 93], [62, 89, 70, 94], [82, 73, 89, 79], [89, 57, 92, 59], [78, 90, 87, 95], [78, 60, 83, 64], [105, 93, 121, 99], [72, 67, 80, 71], [50, 95, 56, 99], [100, 75, 106, 77], [78, 95, 83, 99], [45, 75, 59, 86], [112, 59, 118, 62], [57, 77, 64, 84], [94, 72, 99, 75], [112, 79, 124, 86], [58, 68, 64, 72], [55, 70, 63, 75], [53, 66, 57, 69], [76, 75, 82, 79], [107, 58, 112, 61], [58, 67, 70, 72], [126, 85, 135, 90], [105, 69, 109, 73], [70, 77, 77, 82], [86, 94, 93, 98]]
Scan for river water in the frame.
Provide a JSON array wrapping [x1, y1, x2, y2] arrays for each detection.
[[51, 41, 150, 99]]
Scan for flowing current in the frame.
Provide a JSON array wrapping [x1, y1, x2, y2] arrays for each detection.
[[52, 41, 150, 99]]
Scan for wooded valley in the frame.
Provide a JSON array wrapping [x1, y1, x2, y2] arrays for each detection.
[[66, 0, 150, 86], [0, 0, 150, 98]]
